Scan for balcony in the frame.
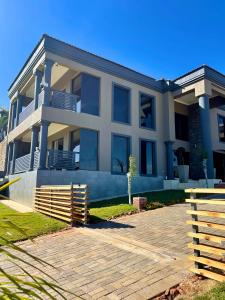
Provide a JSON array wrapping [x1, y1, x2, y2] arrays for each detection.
[[50, 90, 80, 112]]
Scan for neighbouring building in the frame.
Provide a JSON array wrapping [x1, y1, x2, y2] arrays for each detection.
[[5, 34, 225, 207]]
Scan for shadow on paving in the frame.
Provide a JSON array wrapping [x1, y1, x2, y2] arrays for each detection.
[[83, 219, 135, 229]]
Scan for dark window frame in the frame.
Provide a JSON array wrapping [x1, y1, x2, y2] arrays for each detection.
[[70, 128, 99, 171], [218, 114, 225, 143], [139, 92, 156, 130], [175, 112, 189, 141], [139, 138, 157, 177], [112, 83, 131, 125], [71, 72, 101, 116], [111, 133, 131, 175]]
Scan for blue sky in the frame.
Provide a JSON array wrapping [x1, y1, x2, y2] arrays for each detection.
[[1, 0, 225, 108]]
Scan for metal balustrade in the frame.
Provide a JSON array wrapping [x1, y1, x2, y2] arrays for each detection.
[[18, 100, 35, 124], [14, 153, 31, 173], [33, 150, 40, 169], [51, 90, 80, 112], [47, 149, 80, 170]]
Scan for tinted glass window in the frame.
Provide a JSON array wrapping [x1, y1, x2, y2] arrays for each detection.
[[140, 93, 155, 129], [80, 129, 98, 170], [72, 73, 100, 115], [113, 85, 130, 124], [175, 113, 189, 141], [112, 135, 130, 174], [218, 115, 225, 142], [140, 140, 156, 176]]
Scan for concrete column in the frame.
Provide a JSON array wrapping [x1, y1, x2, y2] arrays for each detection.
[[29, 126, 39, 171], [198, 94, 214, 179], [11, 140, 19, 174], [38, 121, 50, 169], [42, 59, 54, 106], [165, 141, 174, 180], [15, 94, 23, 126], [6, 143, 13, 174], [8, 103, 13, 132], [33, 69, 43, 109]]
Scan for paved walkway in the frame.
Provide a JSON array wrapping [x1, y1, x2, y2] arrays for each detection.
[[3, 204, 193, 299]]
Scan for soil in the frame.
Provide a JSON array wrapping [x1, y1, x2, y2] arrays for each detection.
[[154, 274, 217, 300]]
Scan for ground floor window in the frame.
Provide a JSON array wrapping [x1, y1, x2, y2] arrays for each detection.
[[112, 134, 131, 174], [71, 128, 98, 170], [140, 139, 156, 176]]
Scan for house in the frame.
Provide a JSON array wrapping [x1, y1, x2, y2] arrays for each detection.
[[5, 34, 225, 207]]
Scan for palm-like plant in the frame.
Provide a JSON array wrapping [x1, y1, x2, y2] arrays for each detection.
[[0, 218, 77, 299]]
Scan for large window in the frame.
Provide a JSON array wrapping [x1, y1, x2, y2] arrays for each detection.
[[218, 115, 225, 142], [140, 140, 156, 176], [71, 129, 98, 170], [140, 93, 155, 129], [175, 113, 189, 141], [72, 73, 100, 116], [112, 84, 130, 124], [112, 134, 130, 174]]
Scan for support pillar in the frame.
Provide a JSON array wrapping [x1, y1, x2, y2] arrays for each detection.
[[29, 126, 39, 171], [15, 94, 23, 126], [165, 141, 174, 180], [198, 94, 214, 179], [6, 143, 13, 175], [11, 140, 19, 174], [42, 59, 54, 106], [38, 121, 50, 169], [33, 69, 43, 109]]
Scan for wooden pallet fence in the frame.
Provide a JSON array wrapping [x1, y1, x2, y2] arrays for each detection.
[[34, 184, 89, 224], [185, 188, 225, 282]]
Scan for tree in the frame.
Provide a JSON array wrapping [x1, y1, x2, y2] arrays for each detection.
[[127, 156, 137, 205]]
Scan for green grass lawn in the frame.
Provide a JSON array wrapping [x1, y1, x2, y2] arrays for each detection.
[[0, 203, 68, 244], [192, 282, 225, 300], [89, 189, 186, 222]]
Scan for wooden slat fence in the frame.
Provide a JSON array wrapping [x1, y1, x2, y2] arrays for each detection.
[[34, 184, 88, 224], [185, 188, 225, 282]]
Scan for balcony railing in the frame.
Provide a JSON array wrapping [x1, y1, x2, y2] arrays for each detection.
[[18, 100, 35, 125], [51, 90, 80, 112], [47, 149, 80, 170], [33, 150, 40, 170], [14, 153, 31, 174]]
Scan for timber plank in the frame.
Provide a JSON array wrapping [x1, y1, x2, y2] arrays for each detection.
[[188, 243, 225, 256], [186, 199, 225, 205], [35, 202, 72, 211], [187, 210, 225, 219], [189, 256, 225, 270], [187, 232, 225, 244], [185, 188, 225, 194], [187, 220, 225, 231], [35, 208, 71, 222], [35, 206, 71, 217], [190, 268, 225, 282], [35, 198, 71, 206]]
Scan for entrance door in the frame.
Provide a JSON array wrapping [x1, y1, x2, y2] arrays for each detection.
[[213, 152, 225, 181]]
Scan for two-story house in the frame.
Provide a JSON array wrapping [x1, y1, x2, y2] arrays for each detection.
[[5, 34, 225, 207]]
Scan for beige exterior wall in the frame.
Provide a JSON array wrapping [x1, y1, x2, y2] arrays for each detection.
[[0, 138, 7, 172], [38, 52, 169, 176]]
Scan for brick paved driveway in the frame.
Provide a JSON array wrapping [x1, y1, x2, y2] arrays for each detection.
[[3, 203, 193, 299]]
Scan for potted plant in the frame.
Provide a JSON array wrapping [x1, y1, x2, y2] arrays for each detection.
[[176, 147, 189, 183], [201, 149, 208, 188]]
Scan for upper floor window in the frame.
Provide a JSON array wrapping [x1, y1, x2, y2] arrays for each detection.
[[175, 113, 189, 141], [112, 134, 131, 174], [112, 84, 130, 124], [72, 73, 100, 116], [140, 139, 156, 176], [218, 115, 225, 142], [139, 93, 155, 129]]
